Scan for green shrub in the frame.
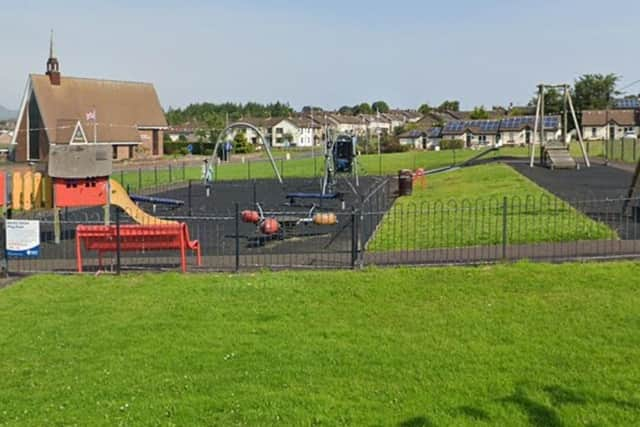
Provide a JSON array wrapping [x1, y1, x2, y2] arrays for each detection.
[[381, 136, 411, 153], [440, 139, 464, 150]]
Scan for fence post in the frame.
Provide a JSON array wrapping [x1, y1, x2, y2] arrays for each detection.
[[635, 139, 637, 162], [234, 203, 240, 272], [351, 208, 358, 269], [0, 216, 7, 277], [115, 207, 121, 275], [453, 149, 457, 166], [622, 138, 625, 162], [169, 164, 172, 183], [188, 180, 193, 217], [154, 166, 158, 189], [502, 196, 508, 260], [280, 158, 285, 178], [247, 160, 251, 180], [137, 168, 142, 191], [182, 162, 186, 180]]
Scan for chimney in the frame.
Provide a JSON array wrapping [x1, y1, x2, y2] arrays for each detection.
[[45, 30, 61, 86]]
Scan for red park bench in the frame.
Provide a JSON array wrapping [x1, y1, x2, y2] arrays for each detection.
[[76, 223, 201, 273]]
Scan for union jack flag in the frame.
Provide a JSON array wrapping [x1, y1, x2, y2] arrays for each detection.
[[85, 109, 96, 121]]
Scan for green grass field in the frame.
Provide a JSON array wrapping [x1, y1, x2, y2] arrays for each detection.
[[368, 164, 615, 251], [1, 263, 639, 425], [116, 147, 531, 191]]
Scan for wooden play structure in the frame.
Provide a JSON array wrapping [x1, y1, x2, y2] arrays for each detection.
[[529, 83, 590, 170], [3, 145, 201, 272]]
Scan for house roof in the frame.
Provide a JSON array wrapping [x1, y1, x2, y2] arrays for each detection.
[[441, 116, 560, 135], [29, 74, 167, 144], [288, 117, 321, 129], [398, 130, 425, 139], [327, 114, 364, 125], [241, 117, 283, 128], [581, 109, 638, 127]]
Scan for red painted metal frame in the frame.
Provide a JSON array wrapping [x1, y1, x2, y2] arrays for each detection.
[[75, 223, 201, 273]]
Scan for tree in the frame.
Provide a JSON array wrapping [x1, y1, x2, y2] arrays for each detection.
[[338, 105, 353, 115], [371, 101, 390, 113], [573, 73, 620, 111], [437, 100, 460, 112], [418, 104, 431, 115], [233, 131, 252, 154], [353, 102, 373, 115], [528, 87, 564, 114], [470, 106, 489, 120]]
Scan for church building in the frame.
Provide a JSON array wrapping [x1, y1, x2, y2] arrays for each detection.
[[12, 35, 168, 162]]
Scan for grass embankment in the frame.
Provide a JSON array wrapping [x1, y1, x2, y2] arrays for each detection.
[[116, 147, 531, 191], [368, 164, 614, 251], [1, 263, 639, 425]]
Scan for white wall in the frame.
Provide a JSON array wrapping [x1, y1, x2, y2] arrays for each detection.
[[582, 125, 639, 140]]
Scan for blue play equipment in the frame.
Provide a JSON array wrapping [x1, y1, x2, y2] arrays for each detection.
[[130, 194, 184, 207]]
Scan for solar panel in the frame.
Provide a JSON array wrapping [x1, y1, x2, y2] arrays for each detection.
[[613, 98, 640, 109]]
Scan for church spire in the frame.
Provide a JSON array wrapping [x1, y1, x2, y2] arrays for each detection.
[[46, 29, 61, 85], [49, 29, 54, 59]]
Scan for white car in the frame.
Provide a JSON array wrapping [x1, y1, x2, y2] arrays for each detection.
[[623, 131, 638, 140]]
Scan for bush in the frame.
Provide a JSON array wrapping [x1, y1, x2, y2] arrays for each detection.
[[164, 142, 215, 156], [440, 139, 464, 150], [380, 136, 411, 153]]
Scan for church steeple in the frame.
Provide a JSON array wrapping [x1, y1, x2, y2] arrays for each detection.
[[46, 30, 61, 86]]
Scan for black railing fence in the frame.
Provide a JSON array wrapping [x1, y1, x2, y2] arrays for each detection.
[[4, 181, 640, 274]]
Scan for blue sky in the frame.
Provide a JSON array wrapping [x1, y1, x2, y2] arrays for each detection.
[[1, 0, 640, 111]]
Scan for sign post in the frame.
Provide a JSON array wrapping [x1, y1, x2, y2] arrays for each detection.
[[6, 220, 41, 258]]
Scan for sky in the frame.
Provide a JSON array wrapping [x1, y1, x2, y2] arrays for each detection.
[[1, 0, 640, 112]]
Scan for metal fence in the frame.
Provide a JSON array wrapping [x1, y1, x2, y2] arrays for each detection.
[[3, 184, 640, 274], [585, 139, 640, 164]]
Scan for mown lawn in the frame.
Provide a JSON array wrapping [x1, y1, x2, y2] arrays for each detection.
[[368, 164, 615, 251], [115, 147, 531, 191], [1, 263, 639, 425]]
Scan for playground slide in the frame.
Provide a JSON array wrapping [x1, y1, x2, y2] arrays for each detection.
[[108, 179, 176, 225]]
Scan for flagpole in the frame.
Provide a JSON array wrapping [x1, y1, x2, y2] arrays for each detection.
[[94, 108, 97, 144]]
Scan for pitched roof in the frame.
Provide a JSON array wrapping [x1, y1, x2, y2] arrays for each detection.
[[29, 74, 167, 144], [398, 130, 425, 139], [581, 109, 638, 127], [241, 117, 282, 128], [327, 114, 364, 125]]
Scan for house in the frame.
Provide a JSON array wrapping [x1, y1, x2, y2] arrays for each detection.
[[381, 112, 408, 130], [361, 114, 392, 135], [326, 114, 367, 136], [398, 130, 426, 149], [287, 117, 321, 147], [442, 120, 502, 147], [500, 116, 560, 145], [612, 98, 640, 110], [581, 110, 639, 141], [427, 127, 442, 148], [12, 40, 167, 162], [166, 126, 200, 143], [236, 117, 282, 146]]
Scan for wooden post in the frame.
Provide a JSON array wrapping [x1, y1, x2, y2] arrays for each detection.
[[53, 207, 61, 244]]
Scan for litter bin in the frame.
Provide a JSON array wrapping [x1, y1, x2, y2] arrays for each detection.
[[398, 169, 413, 196]]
